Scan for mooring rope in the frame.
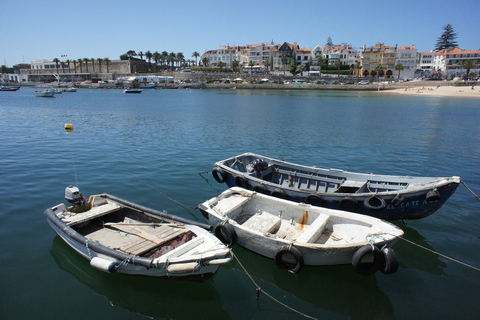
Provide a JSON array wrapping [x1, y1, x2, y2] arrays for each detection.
[[461, 180, 480, 201], [398, 236, 480, 272], [232, 253, 318, 320]]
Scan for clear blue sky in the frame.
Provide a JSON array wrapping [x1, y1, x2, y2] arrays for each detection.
[[1, 0, 479, 66]]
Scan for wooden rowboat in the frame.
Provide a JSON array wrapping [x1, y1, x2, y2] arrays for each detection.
[[211, 153, 460, 220], [199, 187, 404, 275], [44, 186, 232, 281]]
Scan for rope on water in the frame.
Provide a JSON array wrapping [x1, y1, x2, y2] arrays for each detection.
[[232, 252, 318, 320], [461, 180, 480, 201], [398, 236, 480, 272]]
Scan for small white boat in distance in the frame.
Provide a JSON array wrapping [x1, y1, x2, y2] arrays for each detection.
[[199, 187, 404, 275], [35, 89, 55, 97], [123, 88, 142, 94], [44, 186, 233, 281]]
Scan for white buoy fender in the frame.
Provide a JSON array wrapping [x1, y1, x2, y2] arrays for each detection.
[[90, 257, 118, 273], [166, 262, 200, 274]]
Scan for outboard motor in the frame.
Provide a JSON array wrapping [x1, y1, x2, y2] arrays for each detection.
[[247, 159, 269, 177], [65, 185, 86, 208]]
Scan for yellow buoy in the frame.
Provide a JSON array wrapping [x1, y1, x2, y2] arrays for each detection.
[[65, 124, 73, 132]]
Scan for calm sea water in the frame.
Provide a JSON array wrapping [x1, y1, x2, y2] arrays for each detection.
[[1, 87, 479, 319]]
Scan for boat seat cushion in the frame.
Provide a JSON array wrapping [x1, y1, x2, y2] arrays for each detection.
[[243, 211, 281, 234], [296, 214, 330, 243]]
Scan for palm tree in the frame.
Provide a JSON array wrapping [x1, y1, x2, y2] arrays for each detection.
[[395, 63, 404, 80], [73, 59, 77, 73], [374, 63, 383, 79], [97, 58, 102, 73], [168, 52, 176, 70], [461, 60, 477, 80], [78, 59, 83, 73], [192, 51, 200, 66], [177, 52, 185, 68], [161, 51, 168, 69], [138, 51, 144, 60], [202, 57, 209, 71], [65, 59, 71, 73], [217, 60, 225, 72], [263, 59, 270, 73], [60, 61, 66, 73], [334, 59, 342, 76], [90, 58, 95, 73], [53, 58, 60, 74], [145, 51, 153, 70], [280, 55, 288, 75], [231, 59, 240, 73], [354, 61, 362, 78], [153, 51, 160, 72], [316, 56, 324, 76], [248, 60, 255, 73], [83, 58, 89, 73], [104, 58, 110, 73]]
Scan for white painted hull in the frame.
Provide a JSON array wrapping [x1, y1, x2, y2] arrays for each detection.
[[199, 187, 404, 266]]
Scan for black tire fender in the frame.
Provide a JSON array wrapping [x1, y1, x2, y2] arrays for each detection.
[[271, 188, 287, 199], [305, 194, 323, 206], [363, 195, 386, 211], [339, 197, 359, 212], [253, 184, 268, 194], [274, 245, 304, 273], [214, 222, 237, 247], [234, 176, 249, 189], [352, 245, 383, 276], [212, 167, 227, 184], [380, 247, 399, 274]]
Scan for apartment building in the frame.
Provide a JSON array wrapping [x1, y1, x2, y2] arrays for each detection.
[[271, 42, 299, 71], [201, 45, 245, 67], [419, 51, 435, 72], [395, 45, 419, 79], [361, 43, 397, 78]]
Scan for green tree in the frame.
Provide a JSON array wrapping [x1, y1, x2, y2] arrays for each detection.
[[217, 60, 225, 72], [161, 51, 168, 69], [153, 51, 160, 72], [72, 59, 77, 73], [434, 24, 458, 51], [334, 59, 342, 75], [263, 59, 270, 73], [374, 63, 383, 79], [326, 36, 334, 46], [78, 59, 83, 73], [461, 60, 477, 80], [202, 57, 209, 71], [65, 59, 71, 73], [296, 64, 306, 74], [145, 51, 153, 69], [97, 58, 102, 73], [83, 58, 89, 73], [126, 50, 137, 58], [395, 63, 404, 80], [316, 56, 324, 75], [192, 51, 200, 66], [289, 60, 296, 74], [354, 61, 362, 78], [138, 51, 144, 60], [103, 58, 110, 73], [248, 60, 255, 73], [53, 58, 60, 74], [231, 59, 240, 72], [177, 52, 185, 67], [90, 58, 95, 73]]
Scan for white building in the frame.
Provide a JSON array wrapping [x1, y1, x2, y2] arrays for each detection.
[[395, 45, 419, 79], [419, 51, 435, 72]]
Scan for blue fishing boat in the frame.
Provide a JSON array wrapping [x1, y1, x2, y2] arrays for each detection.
[[211, 153, 461, 220]]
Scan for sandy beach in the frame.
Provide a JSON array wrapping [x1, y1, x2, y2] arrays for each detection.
[[382, 83, 480, 98]]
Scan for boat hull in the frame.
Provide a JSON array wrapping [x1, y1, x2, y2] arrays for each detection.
[[199, 188, 404, 267], [45, 193, 232, 281], [213, 153, 460, 220]]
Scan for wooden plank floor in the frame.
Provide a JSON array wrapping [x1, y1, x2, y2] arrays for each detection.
[[85, 224, 187, 256]]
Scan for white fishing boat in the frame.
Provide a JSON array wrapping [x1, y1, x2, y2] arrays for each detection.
[[123, 88, 142, 94], [199, 187, 404, 275], [35, 89, 55, 97], [44, 186, 233, 281]]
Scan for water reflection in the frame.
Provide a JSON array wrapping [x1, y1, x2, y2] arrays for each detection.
[[50, 236, 230, 319]]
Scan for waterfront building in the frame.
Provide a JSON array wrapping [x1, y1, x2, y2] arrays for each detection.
[[201, 45, 246, 68], [296, 47, 311, 66], [361, 42, 397, 78], [245, 42, 276, 69], [419, 51, 435, 72], [395, 45, 419, 80], [324, 43, 360, 66], [435, 48, 480, 78], [271, 42, 299, 71]]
